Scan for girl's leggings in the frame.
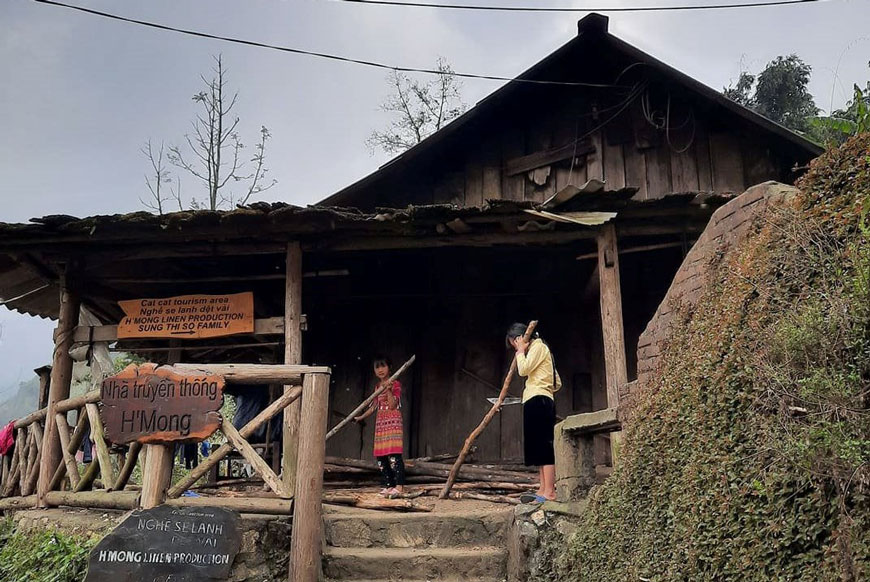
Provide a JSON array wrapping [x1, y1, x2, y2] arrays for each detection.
[[376, 454, 405, 488]]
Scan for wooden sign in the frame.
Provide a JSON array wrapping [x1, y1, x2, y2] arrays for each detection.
[[85, 505, 241, 582], [117, 292, 254, 339], [100, 363, 224, 445]]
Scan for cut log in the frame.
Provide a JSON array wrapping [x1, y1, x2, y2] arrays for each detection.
[[0, 495, 37, 510], [440, 321, 537, 499], [165, 495, 293, 515], [326, 355, 416, 440], [45, 490, 139, 510], [322, 493, 433, 512]]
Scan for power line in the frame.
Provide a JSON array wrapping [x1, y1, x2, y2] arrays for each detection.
[[327, 0, 824, 12], [32, 0, 622, 88]]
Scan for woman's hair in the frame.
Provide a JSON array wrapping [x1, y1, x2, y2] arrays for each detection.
[[372, 354, 392, 369], [505, 322, 540, 348]]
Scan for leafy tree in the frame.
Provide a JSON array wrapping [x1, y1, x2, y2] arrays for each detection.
[[808, 63, 870, 146], [368, 58, 466, 154], [142, 55, 276, 213], [724, 54, 819, 133]]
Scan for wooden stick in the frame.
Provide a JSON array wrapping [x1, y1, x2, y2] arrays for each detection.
[[173, 363, 329, 385], [48, 408, 90, 492], [74, 460, 100, 493], [440, 321, 537, 499], [221, 419, 288, 498], [167, 385, 303, 498], [325, 355, 416, 440], [55, 414, 80, 489], [23, 423, 44, 496], [114, 442, 142, 490], [431, 490, 521, 505], [2, 441, 21, 497], [86, 403, 115, 491], [18, 432, 33, 497]]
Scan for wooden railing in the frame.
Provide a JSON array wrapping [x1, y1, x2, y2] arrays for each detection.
[[0, 363, 331, 582]]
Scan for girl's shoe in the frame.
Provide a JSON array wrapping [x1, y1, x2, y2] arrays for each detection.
[[386, 487, 401, 498], [379, 488, 390, 496]]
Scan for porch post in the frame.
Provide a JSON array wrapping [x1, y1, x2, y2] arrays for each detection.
[[37, 274, 81, 506], [289, 372, 330, 582], [596, 223, 627, 461], [141, 342, 181, 508], [283, 242, 303, 493]]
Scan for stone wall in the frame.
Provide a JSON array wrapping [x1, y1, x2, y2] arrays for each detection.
[[625, 181, 799, 412]]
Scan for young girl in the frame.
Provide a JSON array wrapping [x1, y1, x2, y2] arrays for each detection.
[[353, 355, 405, 497], [506, 323, 562, 502]]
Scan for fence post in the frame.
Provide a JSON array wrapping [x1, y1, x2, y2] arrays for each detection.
[[289, 372, 329, 582], [37, 276, 80, 506]]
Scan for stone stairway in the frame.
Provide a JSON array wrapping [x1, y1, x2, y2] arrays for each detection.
[[322, 505, 513, 582]]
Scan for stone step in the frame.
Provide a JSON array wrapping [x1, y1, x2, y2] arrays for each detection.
[[324, 509, 511, 549], [323, 546, 507, 581]]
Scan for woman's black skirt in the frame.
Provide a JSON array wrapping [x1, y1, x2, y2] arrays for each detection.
[[523, 395, 556, 466]]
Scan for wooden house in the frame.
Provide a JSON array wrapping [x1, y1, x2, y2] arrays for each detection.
[[0, 14, 819, 471]]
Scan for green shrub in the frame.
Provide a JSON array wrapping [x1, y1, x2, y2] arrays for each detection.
[[0, 517, 96, 582], [554, 134, 870, 581]]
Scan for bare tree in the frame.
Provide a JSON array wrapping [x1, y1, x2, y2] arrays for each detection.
[[140, 55, 275, 213], [368, 58, 466, 154], [140, 140, 181, 215]]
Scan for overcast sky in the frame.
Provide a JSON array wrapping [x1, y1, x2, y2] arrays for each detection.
[[1, 0, 868, 395]]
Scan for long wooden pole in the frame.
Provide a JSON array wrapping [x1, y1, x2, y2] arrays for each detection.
[[167, 385, 303, 498], [37, 276, 80, 506], [325, 355, 416, 441], [597, 223, 628, 461], [283, 242, 304, 494], [440, 321, 537, 499], [289, 372, 330, 582]]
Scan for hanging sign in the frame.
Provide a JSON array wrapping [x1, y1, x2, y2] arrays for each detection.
[[100, 363, 224, 445], [85, 505, 242, 582], [117, 292, 254, 339]]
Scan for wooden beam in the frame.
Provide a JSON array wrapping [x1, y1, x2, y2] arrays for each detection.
[[221, 419, 289, 498], [596, 223, 628, 461], [37, 275, 80, 506], [284, 242, 304, 494], [45, 490, 139, 510], [561, 408, 620, 434], [72, 316, 287, 343], [165, 495, 293, 515], [289, 372, 330, 582], [167, 385, 302, 498], [504, 140, 595, 176], [172, 363, 328, 385], [56, 391, 100, 413], [140, 443, 173, 508], [48, 408, 89, 491], [576, 240, 685, 261]]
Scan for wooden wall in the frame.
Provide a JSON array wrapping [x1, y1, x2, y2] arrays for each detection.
[[306, 244, 683, 462], [374, 82, 801, 210]]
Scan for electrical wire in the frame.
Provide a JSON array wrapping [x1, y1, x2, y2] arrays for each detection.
[[327, 0, 824, 13], [32, 0, 623, 87]]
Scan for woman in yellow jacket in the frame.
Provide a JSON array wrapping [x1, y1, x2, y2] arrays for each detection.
[[506, 323, 562, 502]]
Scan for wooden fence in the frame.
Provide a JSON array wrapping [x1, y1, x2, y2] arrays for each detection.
[[0, 363, 331, 582]]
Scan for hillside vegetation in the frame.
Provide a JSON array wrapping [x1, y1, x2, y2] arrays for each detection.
[[554, 135, 870, 581]]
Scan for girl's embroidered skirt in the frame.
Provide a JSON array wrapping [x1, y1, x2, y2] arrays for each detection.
[[373, 409, 403, 457]]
